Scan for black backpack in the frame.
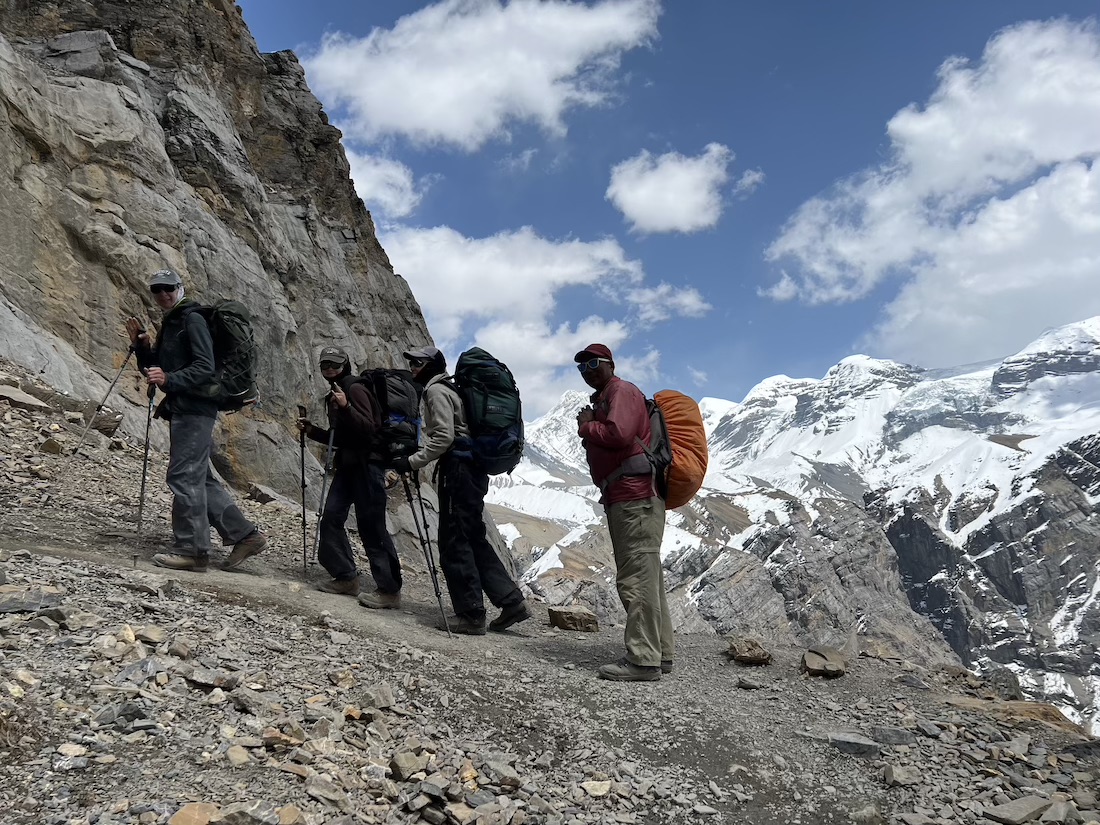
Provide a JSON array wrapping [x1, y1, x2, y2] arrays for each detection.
[[186, 300, 258, 411], [446, 347, 524, 475], [359, 368, 423, 460]]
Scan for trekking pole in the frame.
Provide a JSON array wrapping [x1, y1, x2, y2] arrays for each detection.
[[70, 347, 136, 459], [402, 472, 451, 637], [297, 405, 308, 576], [136, 384, 156, 535], [309, 427, 337, 566]]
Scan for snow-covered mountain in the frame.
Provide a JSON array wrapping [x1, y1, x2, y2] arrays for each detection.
[[486, 318, 1100, 734]]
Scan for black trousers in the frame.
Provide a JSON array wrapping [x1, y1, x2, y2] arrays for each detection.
[[319, 462, 401, 593], [437, 454, 522, 619]]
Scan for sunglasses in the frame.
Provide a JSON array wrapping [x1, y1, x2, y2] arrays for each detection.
[[150, 283, 178, 294], [576, 357, 610, 373], [319, 360, 344, 370], [407, 358, 428, 368]]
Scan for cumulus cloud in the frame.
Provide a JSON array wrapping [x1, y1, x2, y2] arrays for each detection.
[[733, 168, 765, 198], [764, 18, 1100, 366], [606, 143, 733, 233], [302, 0, 660, 151], [345, 150, 425, 218], [381, 224, 705, 413], [626, 283, 711, 325]]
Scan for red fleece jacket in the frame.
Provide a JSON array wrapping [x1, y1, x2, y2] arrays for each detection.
[[578, 376, 655, 505]]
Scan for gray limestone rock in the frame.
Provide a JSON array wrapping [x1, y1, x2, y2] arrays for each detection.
[[547, 605, 599, 632]]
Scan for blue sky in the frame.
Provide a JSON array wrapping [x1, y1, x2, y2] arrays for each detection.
[[237, 0, 1100, 416]]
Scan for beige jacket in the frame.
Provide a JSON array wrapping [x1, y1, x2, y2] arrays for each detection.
[[408, 373, 471, 471]]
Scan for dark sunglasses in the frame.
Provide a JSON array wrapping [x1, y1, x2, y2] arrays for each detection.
[[407, 358, 428, 368], [150, 283, 178, 294], [576, 357, 610, 373], [319, 360, 344, 370]]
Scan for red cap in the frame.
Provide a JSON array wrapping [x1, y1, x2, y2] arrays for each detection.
[[574, 343, 613, 362]]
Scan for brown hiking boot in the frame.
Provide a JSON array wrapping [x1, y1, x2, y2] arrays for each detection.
[[489, 600, 531, 632], [152, 553, 208, 573], [358, 589, 401, 609], [222, 531, 268, 571], [316, 577, 361, 596], [598, 658, 661, 682]]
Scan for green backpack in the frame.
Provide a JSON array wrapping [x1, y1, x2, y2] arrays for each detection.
[[186, 300, 259, 411], [446, 347, 524, 475]]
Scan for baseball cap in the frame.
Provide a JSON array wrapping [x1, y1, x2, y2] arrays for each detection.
[[318, 346, 349, 365], [402, 346, 442, 362], [148, 269, 182, 287], [573, 343, 613, 363]]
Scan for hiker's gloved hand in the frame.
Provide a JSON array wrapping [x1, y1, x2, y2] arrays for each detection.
[[296, 417, 310, 433], [391, 456, 412, 474]]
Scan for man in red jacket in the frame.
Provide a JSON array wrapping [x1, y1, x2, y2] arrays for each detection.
[[575, 344, 673, 681]]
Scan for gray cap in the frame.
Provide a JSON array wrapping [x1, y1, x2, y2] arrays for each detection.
[[148, 269, 182, 287], [402, 345, 442, 362], [319, 346, 350, 365]]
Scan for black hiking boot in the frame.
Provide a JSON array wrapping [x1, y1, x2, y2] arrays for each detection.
[[439, 614, 486, 635], [489, 600, 532, 632]]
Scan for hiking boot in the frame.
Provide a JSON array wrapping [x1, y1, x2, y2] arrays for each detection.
[[598, 658, 661, 682], [439, 615, 487, 636], [222, 530, 268, 571], [661, 659, 674, 674], [358, 589, 401, 609], [489, 600, 532, 632], [317, 577, 361, 596], [152, 553, 208, 573]]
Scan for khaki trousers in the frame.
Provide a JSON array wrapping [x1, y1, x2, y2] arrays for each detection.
[[606, 496, 674, 667]]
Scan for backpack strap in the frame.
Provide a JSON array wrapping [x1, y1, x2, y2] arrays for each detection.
[[597, 445, 653, 492]]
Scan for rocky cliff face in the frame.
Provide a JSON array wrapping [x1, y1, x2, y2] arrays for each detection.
[[0, 0, 430, 493]]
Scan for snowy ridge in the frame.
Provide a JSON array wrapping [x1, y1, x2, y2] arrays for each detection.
[[498, 316, 1100, 732]]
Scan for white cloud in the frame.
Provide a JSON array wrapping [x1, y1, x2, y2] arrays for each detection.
[[764, 18, 1100, 366], [688, 366, 707, 386], [626, 283, 711, 325], [499, 148, 539, 174], [302, 0, 660, 151], [606, 142, 733, 233], [381, 224, 705, 414], [733, 168, 765, 198], [345, 150, 424, 218]]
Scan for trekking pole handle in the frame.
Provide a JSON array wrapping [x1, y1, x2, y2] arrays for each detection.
[[297, 404, 307, 417]]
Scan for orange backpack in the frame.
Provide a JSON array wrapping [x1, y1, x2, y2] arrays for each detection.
[[652, 390, 708, 508]]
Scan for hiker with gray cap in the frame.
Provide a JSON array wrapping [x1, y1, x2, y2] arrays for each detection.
[[124, 269, 268, 573], [297, 346, 402, 605], [393, 346, 530, 635]]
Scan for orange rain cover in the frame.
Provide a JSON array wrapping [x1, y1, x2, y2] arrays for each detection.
[[654, 389, 708, 509]]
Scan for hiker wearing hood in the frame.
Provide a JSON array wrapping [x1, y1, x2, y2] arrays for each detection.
[[297, 347, 402, 606], [392, 346, 530, 636], [125, 269, 268, 573]]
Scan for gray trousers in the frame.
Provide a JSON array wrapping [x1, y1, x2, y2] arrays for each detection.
[[607, 496, 674, 667], [166, 414, 255, 556]]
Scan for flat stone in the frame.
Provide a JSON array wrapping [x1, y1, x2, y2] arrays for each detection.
[[802, 646, 846, 677], [727, 637, 772, 665], [169, 803, 221, 825], [582, 780, 611, 798], [985, 796, 1053, 824], [0, 385, 51, 411], [0, 586, 63, 613], [884, 764, 921, 786], [872, 726, 917, 746], [547, 605, 598, 632], [226, 745, 251, 767], [828, 732, 880, 758], [211, 800, 280, 825]]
